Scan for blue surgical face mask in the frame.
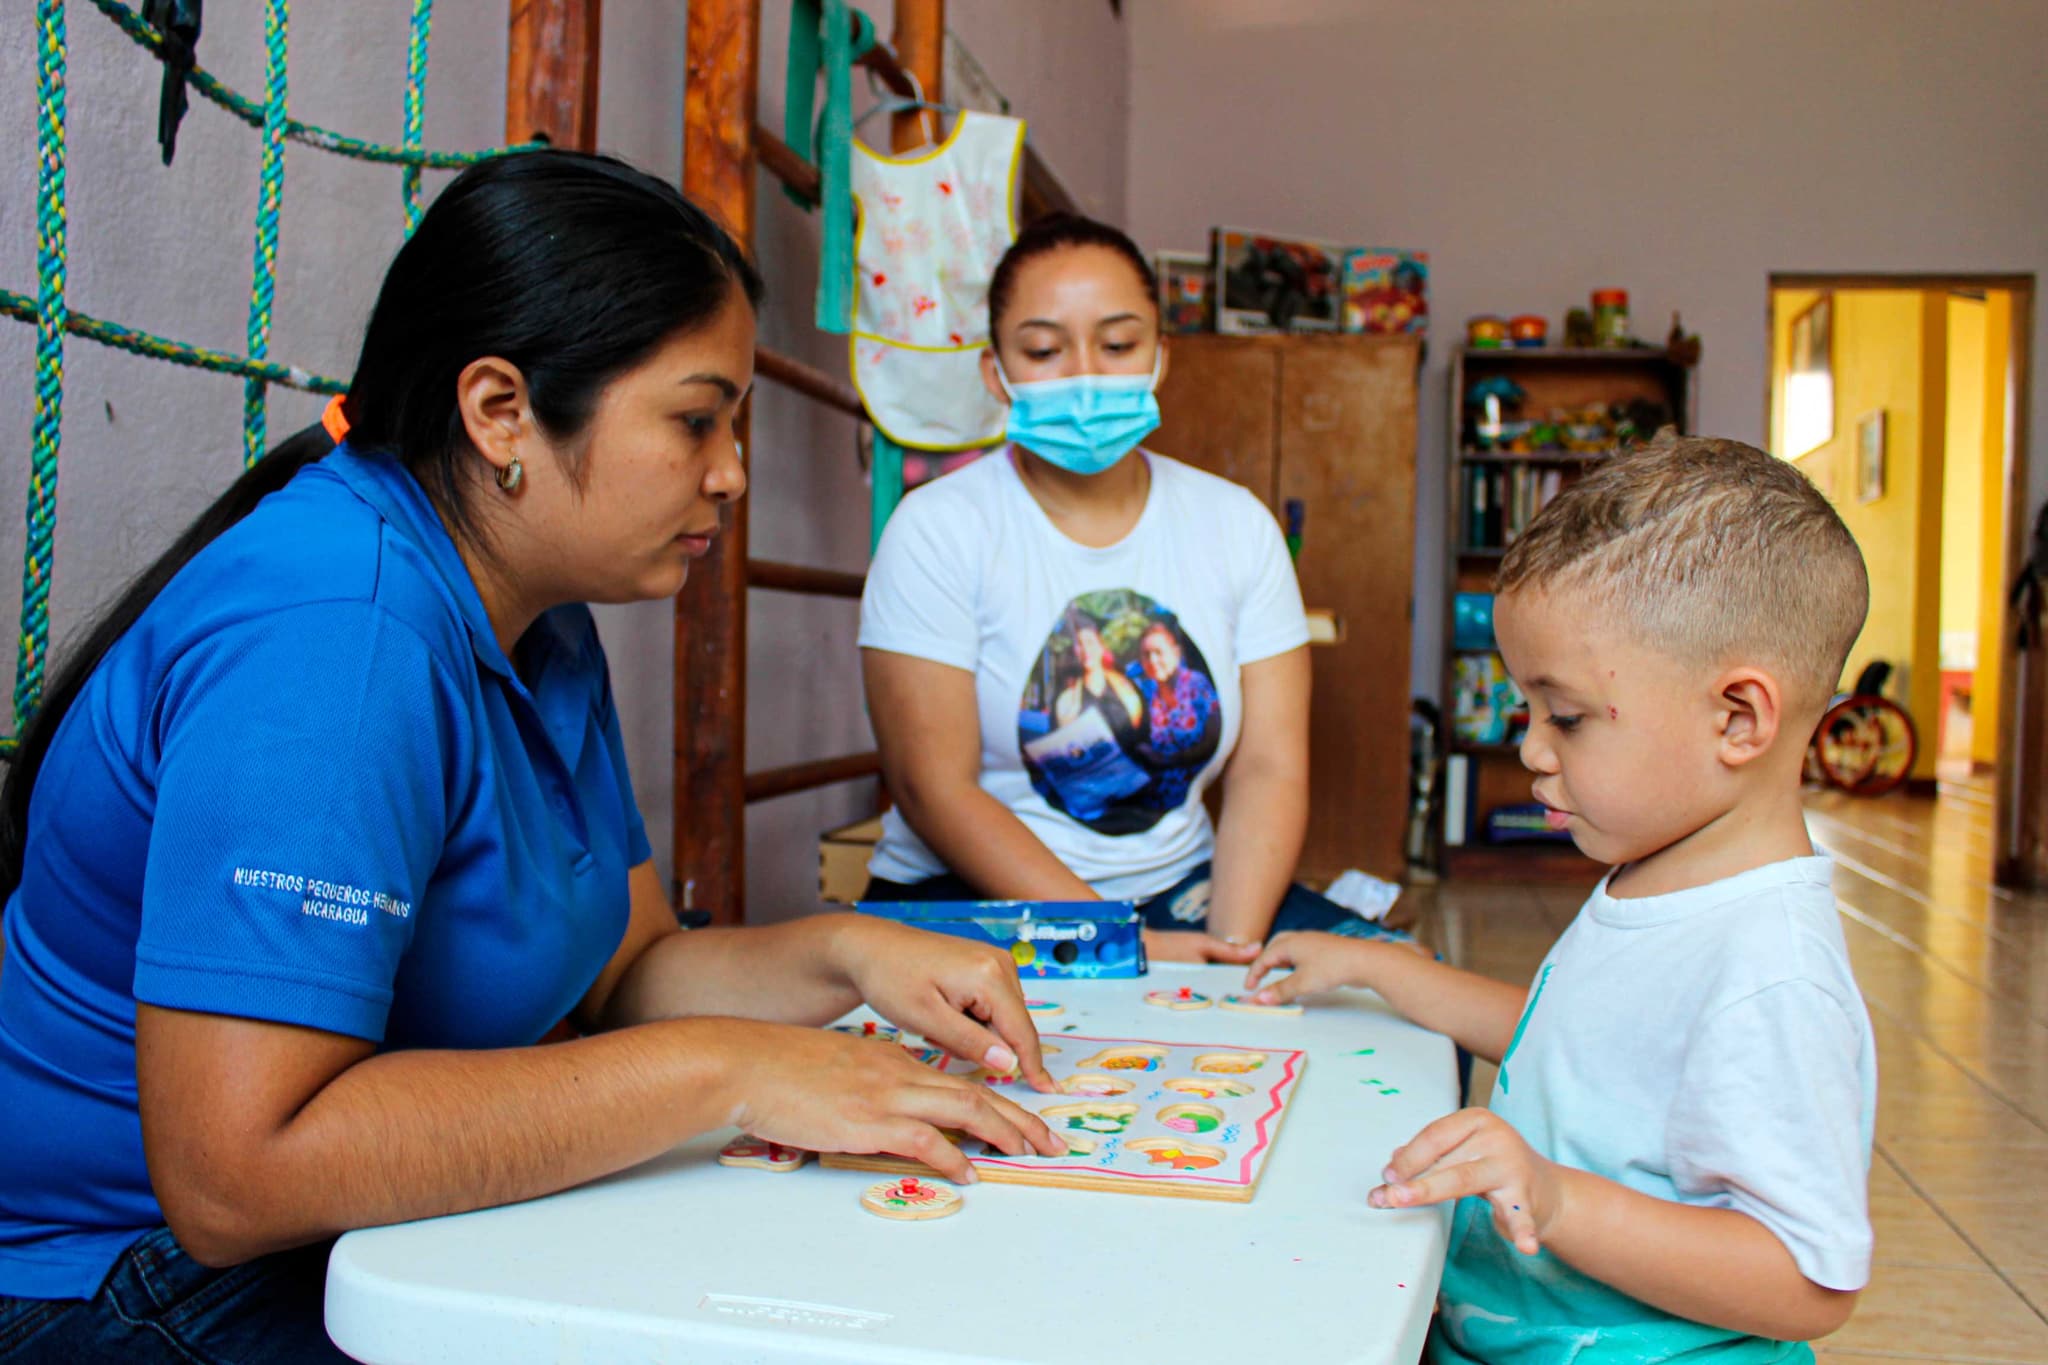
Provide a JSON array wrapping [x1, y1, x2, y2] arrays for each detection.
[[996, 350, 1163, 476]]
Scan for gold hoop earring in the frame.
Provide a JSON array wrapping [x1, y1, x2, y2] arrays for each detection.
[[496, 457, 524, 492]]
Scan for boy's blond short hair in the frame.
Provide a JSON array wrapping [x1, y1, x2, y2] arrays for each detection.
[[1496, 432, 1868, 715]]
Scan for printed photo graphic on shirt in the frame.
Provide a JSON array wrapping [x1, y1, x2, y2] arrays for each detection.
[[1018, 590, 1223, 835]]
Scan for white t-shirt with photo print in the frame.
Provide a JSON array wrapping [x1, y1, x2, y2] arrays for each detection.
[[858, 448, 1309, 902]]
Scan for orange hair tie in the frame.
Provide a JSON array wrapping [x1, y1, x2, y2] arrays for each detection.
[[321, 395, 351, 444]]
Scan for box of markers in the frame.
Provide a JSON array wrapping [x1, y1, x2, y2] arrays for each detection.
[[853, 900, 1147, 979]]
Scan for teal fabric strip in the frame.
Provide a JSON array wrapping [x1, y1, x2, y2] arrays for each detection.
[[870, 429, 906, 556], [812, 0, 855, 333], [781, 0, 820, 209]]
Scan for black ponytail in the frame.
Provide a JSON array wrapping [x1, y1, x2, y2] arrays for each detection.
[[1, 149, 762, 900]]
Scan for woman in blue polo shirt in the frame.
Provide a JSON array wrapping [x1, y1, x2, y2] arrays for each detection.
[[0, 151, 1061, 1362]]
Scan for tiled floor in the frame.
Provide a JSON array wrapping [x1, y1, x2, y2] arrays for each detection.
[[1406, 774, 2048, 1361]]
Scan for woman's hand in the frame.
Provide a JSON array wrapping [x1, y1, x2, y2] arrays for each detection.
[[1143, 928, 1262, 965], [829, 918, 1058, 1092], [725, 1022, 1065, 1183]]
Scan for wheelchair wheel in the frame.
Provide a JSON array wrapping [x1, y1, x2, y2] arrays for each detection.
[[1815, 695, 1918, 796]]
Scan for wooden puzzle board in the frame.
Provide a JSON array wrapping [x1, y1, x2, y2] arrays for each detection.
[[820, 1033, 1306, 1202]]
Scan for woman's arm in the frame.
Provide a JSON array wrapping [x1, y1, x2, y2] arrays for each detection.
[[1206, 647, 1311, 944], [863, 648, 1096, 901], [589, 862, 1056, 1085], [138, 1005, 1058, 1269]]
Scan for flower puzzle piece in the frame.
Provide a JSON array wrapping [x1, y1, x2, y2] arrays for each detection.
[[831, 1020, 902, 1042], [1219, 993, 1303, 1017], [1144, 986, 1212, 1010], [860, 1176, 963, 1221], [717, 1135, 809, 1172]]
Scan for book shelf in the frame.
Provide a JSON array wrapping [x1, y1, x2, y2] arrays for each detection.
[[1439, 343, 1698, 881]]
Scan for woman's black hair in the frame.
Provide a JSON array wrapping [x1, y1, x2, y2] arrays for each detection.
[[986, 211, 1157, 336], [0, 149, 762, 899]]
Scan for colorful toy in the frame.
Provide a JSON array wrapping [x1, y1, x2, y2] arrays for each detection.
[[1508, 314, 1547, 347], [1339, 248, 1429, 335], [1466, 314, 1509, 349], [822, 1034, 1307, 1202]]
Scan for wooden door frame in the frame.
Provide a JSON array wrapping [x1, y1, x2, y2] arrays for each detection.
[[1765, 271, 2039, 886]]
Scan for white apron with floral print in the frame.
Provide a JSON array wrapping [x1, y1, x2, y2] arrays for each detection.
[[850, 110, 1025, 451]]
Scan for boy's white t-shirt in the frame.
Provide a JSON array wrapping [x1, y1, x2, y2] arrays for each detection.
[[858, 449, 1309, 900], [1433, 855, 1876, 1365]]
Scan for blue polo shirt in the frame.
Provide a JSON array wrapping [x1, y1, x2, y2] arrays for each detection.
[[0, 445, 651, 1299]]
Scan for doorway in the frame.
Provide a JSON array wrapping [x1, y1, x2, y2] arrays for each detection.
[[1765, 273, 2038, 886]]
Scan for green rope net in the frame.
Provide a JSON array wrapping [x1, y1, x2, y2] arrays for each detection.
[[4, 0, 535, 757]]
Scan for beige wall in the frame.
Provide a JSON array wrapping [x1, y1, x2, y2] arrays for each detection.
[[1125, 0, 2048, 705]]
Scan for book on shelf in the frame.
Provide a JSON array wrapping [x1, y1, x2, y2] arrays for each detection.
[[1451, 653, 1529, 746], [1443, 753, 1470, 848], [1462, 464, 1565, 551]]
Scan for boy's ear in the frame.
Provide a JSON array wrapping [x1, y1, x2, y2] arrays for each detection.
[[1714, 666, 1783, 768]]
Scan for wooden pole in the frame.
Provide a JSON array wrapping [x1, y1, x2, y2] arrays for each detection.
[[507, 0, 602, 148], [889, 0, 944, 154], [677, 0, 759, 923]]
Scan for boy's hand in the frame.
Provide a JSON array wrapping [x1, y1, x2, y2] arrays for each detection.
[[1241, 931, 1373, 1004], [1369, 1108, 1563, 1256]]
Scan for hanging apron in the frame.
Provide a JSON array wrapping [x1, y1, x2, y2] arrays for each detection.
[[850, 110, 1026, 452]]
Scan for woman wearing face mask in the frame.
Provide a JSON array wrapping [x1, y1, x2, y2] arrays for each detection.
[[859, 214, 1405, 961]]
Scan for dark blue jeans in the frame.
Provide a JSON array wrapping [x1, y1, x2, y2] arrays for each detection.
[[864, 860, 1414, 943], [0, 1227, 346, 1363]]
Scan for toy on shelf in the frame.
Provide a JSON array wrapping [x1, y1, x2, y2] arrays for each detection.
[[1591, 288, 1630, 347], [1508, 314, 1547, 347], [1563, 307, 1596, 348], [1466, 375, 1526, 450], [1466, 314, 1509, 349]]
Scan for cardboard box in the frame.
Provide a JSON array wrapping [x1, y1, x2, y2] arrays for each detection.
[[854, 900, 1147, 979], [1211, 226, 1344, 334], [819, 816, 884, 904]]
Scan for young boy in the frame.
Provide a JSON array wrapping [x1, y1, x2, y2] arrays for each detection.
[[1247, 434, 1876, 1362]]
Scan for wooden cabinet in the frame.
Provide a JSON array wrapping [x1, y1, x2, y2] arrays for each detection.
[[1155, 333, 1420, 883]]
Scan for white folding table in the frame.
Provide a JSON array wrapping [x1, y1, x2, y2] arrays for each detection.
[[326, 963, 1457, 1364]]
